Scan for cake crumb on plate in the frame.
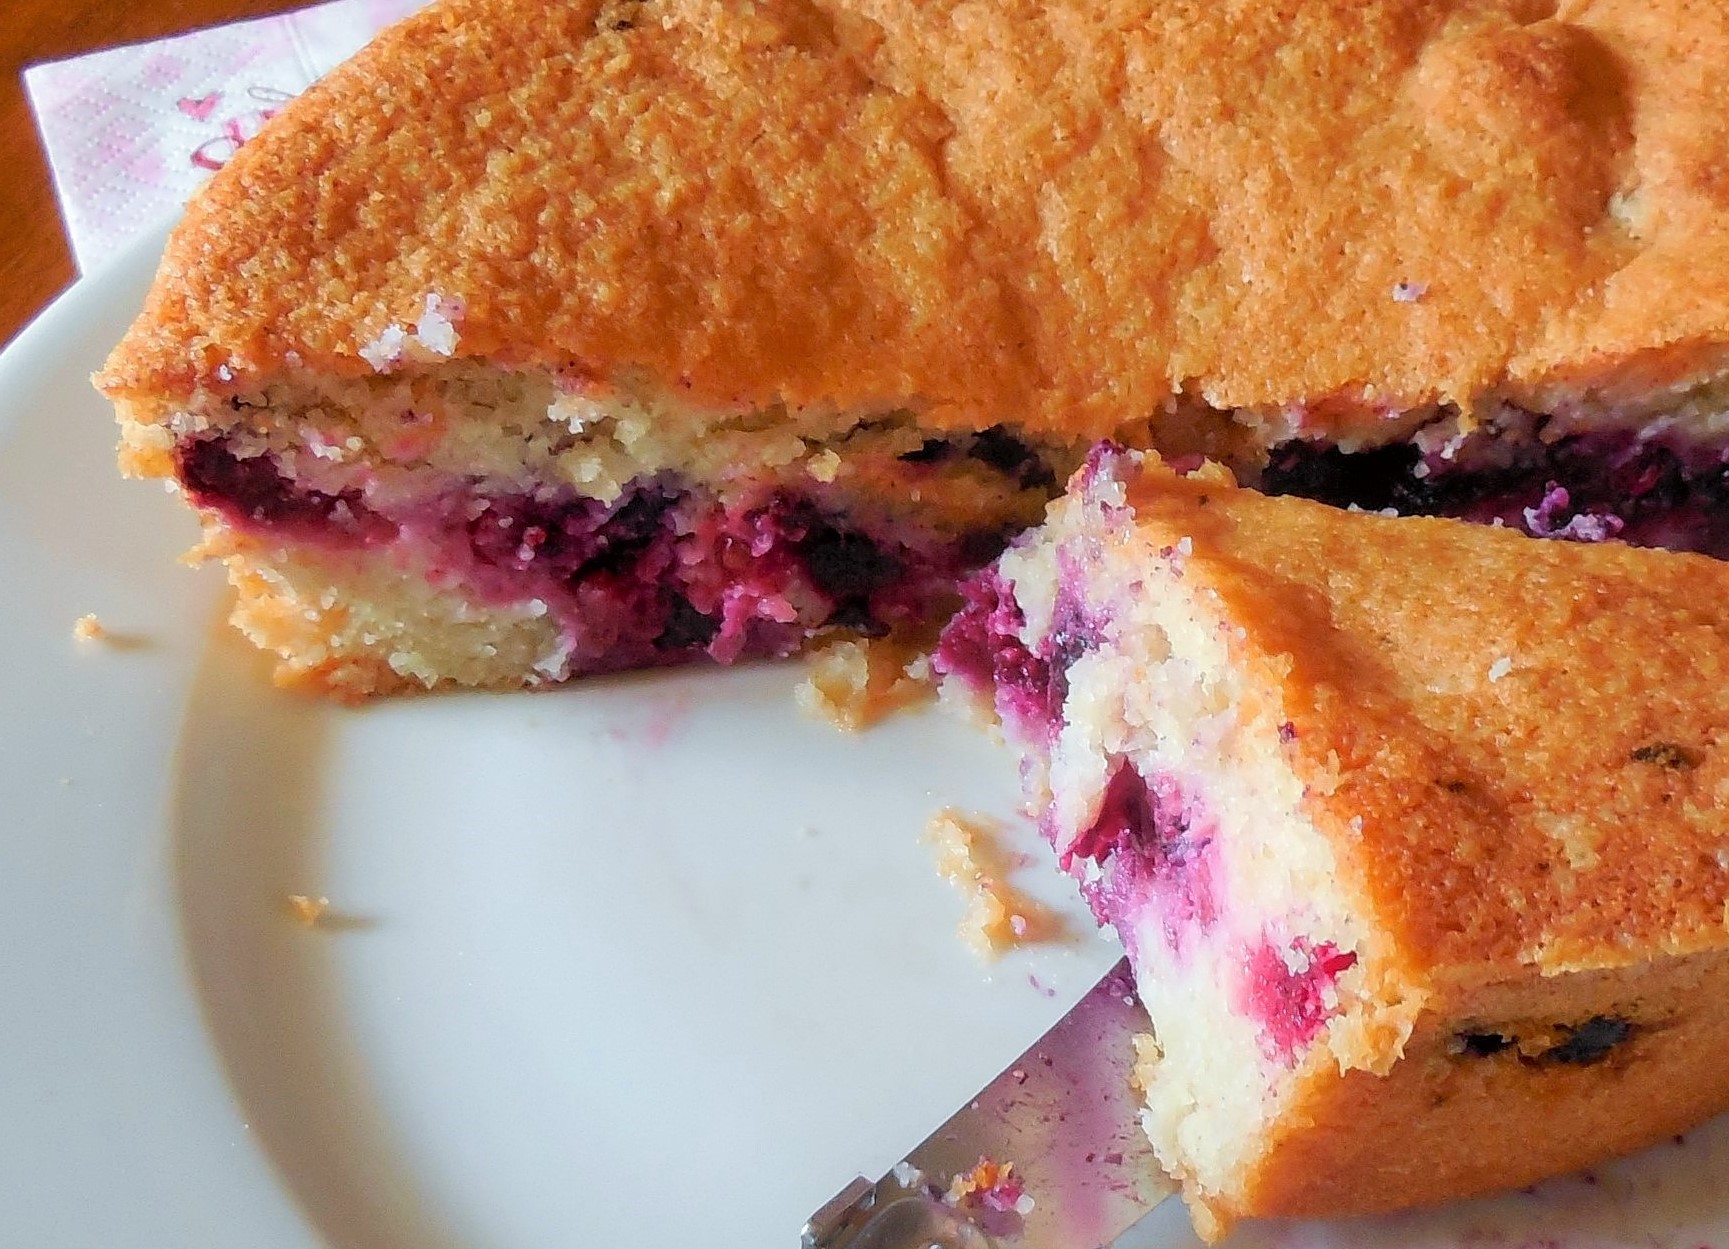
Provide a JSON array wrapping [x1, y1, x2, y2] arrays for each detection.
[[71, 613, 148, 649], [924, 808, 1063, 958], [796, 635, 935, 731], [283, 894, 375, 932], [285, 894, 330, 927]]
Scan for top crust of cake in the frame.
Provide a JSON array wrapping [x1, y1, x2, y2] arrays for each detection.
[[1111, 461, 1729, 993], [100, 0, 1729, 436]]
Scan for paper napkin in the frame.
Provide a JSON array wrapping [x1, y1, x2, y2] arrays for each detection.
[[25, 0, 429, 275]]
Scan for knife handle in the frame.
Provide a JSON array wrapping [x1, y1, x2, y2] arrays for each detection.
[[801, 1177, 995, 1249]]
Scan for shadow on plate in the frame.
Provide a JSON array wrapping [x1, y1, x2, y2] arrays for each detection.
[[171, 618, 467, 1249]]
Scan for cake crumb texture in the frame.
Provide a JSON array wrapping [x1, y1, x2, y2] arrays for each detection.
[[101, 0, 1729, 433]]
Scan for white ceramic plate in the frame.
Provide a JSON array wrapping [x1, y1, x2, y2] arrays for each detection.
[[3, 230, 1727, 1249]]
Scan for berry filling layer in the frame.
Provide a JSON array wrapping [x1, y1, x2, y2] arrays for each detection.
[[1261, 420, 1729, 557], [169, 361, 1729, 690], [176, 433, 1010, 678]]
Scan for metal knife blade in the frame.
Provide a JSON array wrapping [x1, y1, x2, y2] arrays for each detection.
[[802, 958, 1177, 1249]]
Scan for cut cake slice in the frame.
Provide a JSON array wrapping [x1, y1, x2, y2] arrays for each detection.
[[938, 448, 1729, 1238], [98, 0, 1729, 694]]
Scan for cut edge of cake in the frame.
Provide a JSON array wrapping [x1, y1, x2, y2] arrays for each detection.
[[937, 447, 1729, 1237]]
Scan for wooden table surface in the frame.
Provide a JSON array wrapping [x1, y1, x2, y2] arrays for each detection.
[[0, 0, 305, 348]]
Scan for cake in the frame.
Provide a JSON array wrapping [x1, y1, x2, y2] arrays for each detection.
[[936, 447, 1729, 1238], [95, 0, 1729, 1232], [98, 0, 1729, 695]]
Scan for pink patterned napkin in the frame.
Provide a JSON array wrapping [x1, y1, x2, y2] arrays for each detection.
[[24, 0, 429, 275]]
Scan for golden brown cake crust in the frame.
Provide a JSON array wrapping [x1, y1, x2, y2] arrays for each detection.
[[1137, 946, 1729, 1229], [1251, 948, 1729, 1221], [1118, 466, 1729, 989], [100, 0, 1729, 435]]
